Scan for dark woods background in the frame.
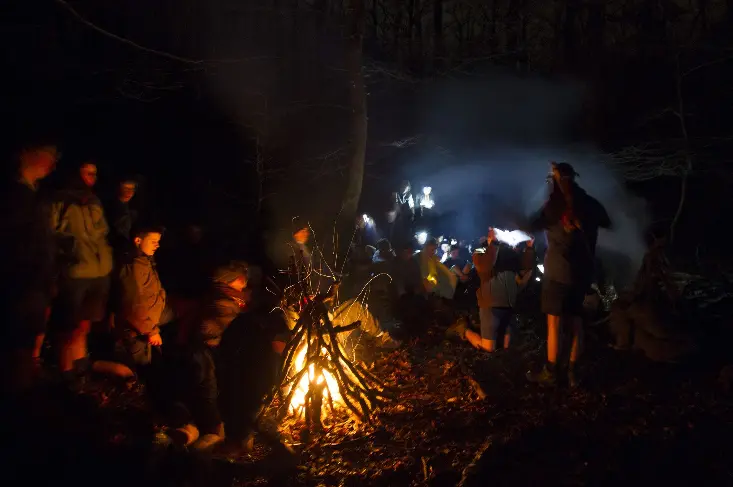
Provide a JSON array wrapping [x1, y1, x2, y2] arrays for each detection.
[[2, 0, 733, 270]]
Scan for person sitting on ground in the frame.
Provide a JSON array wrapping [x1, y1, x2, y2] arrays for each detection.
[[372, 238, 395, 264], [116, 226, 172, 368], [465, 229, 533, 352], [415, 238, 457, 300], [443, 244, 473, 282], [51, 159, 114, 389]]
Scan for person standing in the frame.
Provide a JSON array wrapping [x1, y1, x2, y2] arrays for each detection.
[[51, 160, 114, 388], [0, 141, 58, 396], [526, 162, 611, 387], [106, 177, 138, 254]]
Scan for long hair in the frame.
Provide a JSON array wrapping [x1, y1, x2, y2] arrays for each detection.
[[547, 177, 580, 231]]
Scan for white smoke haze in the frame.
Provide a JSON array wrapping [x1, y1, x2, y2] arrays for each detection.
[[400, 67, 650, 288]]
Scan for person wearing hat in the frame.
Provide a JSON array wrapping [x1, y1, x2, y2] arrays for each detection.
[[172, 263, 249, 451], [526, 162, 611, 387]]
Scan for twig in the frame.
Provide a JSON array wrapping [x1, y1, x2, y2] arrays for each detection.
[[54, 0, 269, 65]]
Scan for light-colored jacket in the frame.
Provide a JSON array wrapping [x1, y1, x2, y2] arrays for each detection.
[[416, 250, 457, 299], [51, 192, 113, 279]]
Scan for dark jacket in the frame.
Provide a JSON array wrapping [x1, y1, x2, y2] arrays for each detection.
[[0, 178, 55, 338], [119, 250, 166, 336], [106, 199, 137, 251], [199, 284, 250, 348], [528, 184, 611, 285]]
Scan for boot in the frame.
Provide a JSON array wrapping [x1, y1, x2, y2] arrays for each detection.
[[526, 364, 557, 387], [192, 423, 225, 452], [169, 423, 200, 447]]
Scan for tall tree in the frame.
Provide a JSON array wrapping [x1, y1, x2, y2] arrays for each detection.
[[338, 0, 367, 258]]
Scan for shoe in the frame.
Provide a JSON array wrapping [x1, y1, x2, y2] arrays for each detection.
[[169, 423, 200, 447], [526, 365, 556, 387], [192, 433, 225, 452]]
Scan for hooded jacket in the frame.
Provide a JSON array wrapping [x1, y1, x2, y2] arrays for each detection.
[[199, 283, 250, 347], [51, 181, 113, 279], [119, 250, 166, 336]]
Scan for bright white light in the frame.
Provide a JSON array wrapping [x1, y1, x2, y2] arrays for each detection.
[[362, 214, 374, 226], [416, 231, 428, 245], [450, 238, 458, 245], [419, 187, 434, 209], [535, 277, 541, 281], [537, 264, 544, 274], [494, 228, 532, 247]]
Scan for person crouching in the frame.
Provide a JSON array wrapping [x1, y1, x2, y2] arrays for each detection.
[[116, 226, 172, 368], [182, 264, 250, 450]]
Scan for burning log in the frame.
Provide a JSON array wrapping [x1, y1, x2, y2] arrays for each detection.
[[262, 282, 395, 433]]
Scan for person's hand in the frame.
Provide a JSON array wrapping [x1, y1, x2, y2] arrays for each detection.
[[148, 333, 163, 346], [487, 227, 496, 242]]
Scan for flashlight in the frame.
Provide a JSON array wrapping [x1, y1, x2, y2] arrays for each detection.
[[416, 231, 428, 245]]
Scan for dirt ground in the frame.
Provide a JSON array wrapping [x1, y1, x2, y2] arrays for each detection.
[[5, 310, 733, 487]]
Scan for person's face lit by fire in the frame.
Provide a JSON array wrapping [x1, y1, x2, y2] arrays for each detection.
[[80, 163, 98, 188], [135, 232, 162, 257], [294, 227, 309, 245], [229, 274, 248, 292], [450, 248, 460, 259], [119, 181, 136, 203], [20, 146, 58, 183]]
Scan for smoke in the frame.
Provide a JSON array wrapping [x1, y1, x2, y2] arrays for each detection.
[[402, 68, 649, 288]]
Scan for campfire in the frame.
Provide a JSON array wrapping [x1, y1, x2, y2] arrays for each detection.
[[265, 284, 393, 432]]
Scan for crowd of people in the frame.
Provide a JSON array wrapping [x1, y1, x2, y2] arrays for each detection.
[[0, 139, 610, 457]]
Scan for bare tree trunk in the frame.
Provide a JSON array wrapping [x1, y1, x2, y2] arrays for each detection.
[[433, 0, 443, 71], [563, 0, 580, 67], [670, 55, 692, 243], [338, 0, 367, 259]]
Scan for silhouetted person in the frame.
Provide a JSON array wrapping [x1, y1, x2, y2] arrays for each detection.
[[106, 177, 138, 255], [526, 162, 611, 388], [388, 180, 415, 247], [0, 141, 58, 396]]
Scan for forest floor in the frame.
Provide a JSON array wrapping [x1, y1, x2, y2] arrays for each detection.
[[6, 302, 733, 487]]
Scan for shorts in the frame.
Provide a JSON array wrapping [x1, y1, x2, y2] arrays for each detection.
[[56, 276, 111, 331], [479, 307, 514, 342], [541, 280, 587, 317]]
